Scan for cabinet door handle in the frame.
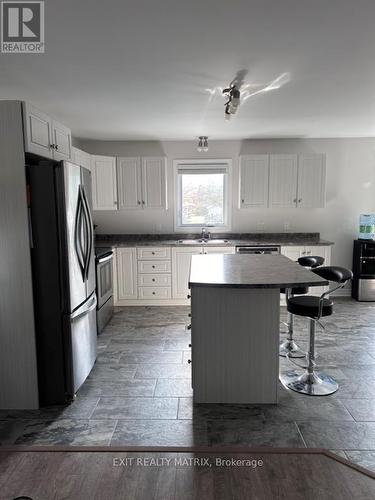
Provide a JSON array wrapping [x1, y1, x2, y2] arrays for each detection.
[[50, 143, 56, 150], [293, 198, 297, 203], [242, 199, 245, 203], [152, 278, 155, 282], [114, 201, 118, 205], [152, 265, 155, 269], [187, 294, 191, 299], [188, 343, 192, 348], [152, 292, 156, 295], [142, 201, 145, 205], [186, 324, 191, 330], [152, 252, 155, 255], [137, 200, 141, 205], [187, 359, 192, 364], [298, 198, 302, 203], [55, 144, 59, 151]]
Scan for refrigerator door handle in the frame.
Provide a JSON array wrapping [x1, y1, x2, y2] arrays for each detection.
[[71, 294, 97, 321], [74, 190, 86, 281], [81, 185, 93, 281]]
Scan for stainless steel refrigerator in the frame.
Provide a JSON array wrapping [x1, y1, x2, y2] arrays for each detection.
[[28, 160, 97, 406]]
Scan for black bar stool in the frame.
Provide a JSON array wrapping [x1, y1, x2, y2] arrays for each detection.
[[279, 255, 325, 358], [279, 266, 353, 396]]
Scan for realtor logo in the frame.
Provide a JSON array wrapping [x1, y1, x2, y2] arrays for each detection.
[[1, 1, 44, 53]]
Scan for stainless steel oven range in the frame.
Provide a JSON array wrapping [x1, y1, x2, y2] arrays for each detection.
[[95, 247, 114, 333]]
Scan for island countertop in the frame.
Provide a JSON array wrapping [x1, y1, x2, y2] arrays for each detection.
[[189, 254, 328, 289]]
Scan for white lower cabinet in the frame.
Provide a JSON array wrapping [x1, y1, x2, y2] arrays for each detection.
[[115, 245, 332, 305], [172, 247, 236, 300], [138, 274, 171, 286], [202, 247, 236, 255], [116, 248, 137, 300], [138, 287, 172, 299], [172, 248, 204, 300], [136, 247, 172, 302], [137, 260, 171, 274]]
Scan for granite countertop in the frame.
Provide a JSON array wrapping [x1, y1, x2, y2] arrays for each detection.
[[95, 233, 334, 248], [188, 254, 329, 289]]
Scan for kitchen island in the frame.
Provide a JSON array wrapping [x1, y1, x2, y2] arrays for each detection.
[[188, 254, 328, 404]]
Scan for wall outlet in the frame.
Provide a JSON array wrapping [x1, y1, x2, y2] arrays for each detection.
[[284, 222, 291, 232], [256, 222, 265, 233]]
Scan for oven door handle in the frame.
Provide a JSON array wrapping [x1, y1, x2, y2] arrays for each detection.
[[97, 253, 113, 264]]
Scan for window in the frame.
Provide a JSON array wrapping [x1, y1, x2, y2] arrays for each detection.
[[175, 160, 231, 230]]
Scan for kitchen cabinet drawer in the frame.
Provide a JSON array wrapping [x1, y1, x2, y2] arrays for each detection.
[[137, 247, 171, 260], [138, 274, 172, 286], [137, 260, 171, 274], [138, 286, 172, 299]]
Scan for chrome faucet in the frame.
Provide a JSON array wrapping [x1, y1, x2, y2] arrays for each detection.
[[201, 228, 211, 240]]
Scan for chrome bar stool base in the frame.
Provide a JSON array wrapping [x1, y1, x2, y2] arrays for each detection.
[[279, 339, 305, 358], [279, 306, 305, 358], [279, 369, 338, 396]]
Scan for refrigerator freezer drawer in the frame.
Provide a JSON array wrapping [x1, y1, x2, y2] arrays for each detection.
[[358, 279, 375, 301], [65, 294, 97, 398]]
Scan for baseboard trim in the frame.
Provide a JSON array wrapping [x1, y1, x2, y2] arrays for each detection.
[[115, 299, 190, 306]]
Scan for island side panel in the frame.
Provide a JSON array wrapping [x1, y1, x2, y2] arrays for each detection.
[[191, 286, 280, 404]]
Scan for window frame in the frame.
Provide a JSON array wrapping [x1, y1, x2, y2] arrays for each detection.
[[173, 159, 232, 233]]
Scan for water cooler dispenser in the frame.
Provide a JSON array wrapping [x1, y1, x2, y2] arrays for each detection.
[[352, 240, 375, 301]]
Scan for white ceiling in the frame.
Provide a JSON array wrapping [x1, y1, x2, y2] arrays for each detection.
[[1, 0, 375, 140]]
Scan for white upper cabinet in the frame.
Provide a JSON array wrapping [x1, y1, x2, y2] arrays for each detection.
[[23, 102, 53, 158], [117, 156, 167, 210], [71, 147, 91, 171], [141, 157, 167, 209], [91, 155, 117, 210], [117, 157, 142, 209], [297, 154, 326, 208], [269, 154, 298, 208], [238, 153, 326, 209], [51, 121, 72, 161], [23, 102, 71, 160], [239, 155, 269, 208]]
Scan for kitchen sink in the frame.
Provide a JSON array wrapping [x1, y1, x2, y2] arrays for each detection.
[[177, 239, 230, 245]]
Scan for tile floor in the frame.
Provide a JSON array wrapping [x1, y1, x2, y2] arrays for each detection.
[[2, 299, 375, 473]]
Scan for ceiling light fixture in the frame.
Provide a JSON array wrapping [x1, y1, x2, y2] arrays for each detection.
[[223, 85, 241, 120], [197, 136, 209, 152]]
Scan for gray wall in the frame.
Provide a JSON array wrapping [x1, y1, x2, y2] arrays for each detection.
[[78, 138, 375, 269]]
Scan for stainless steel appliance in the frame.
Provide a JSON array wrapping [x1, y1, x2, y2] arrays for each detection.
[[95, 247, 114, 333], [352, 239, 375, 301], [236, 245, 280, 254], [27, 161, 97, 405]]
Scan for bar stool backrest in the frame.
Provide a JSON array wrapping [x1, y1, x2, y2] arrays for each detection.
[[298, 256, 325, 268], [312, 266, 353, 319], [313, 266, 353, 284]]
